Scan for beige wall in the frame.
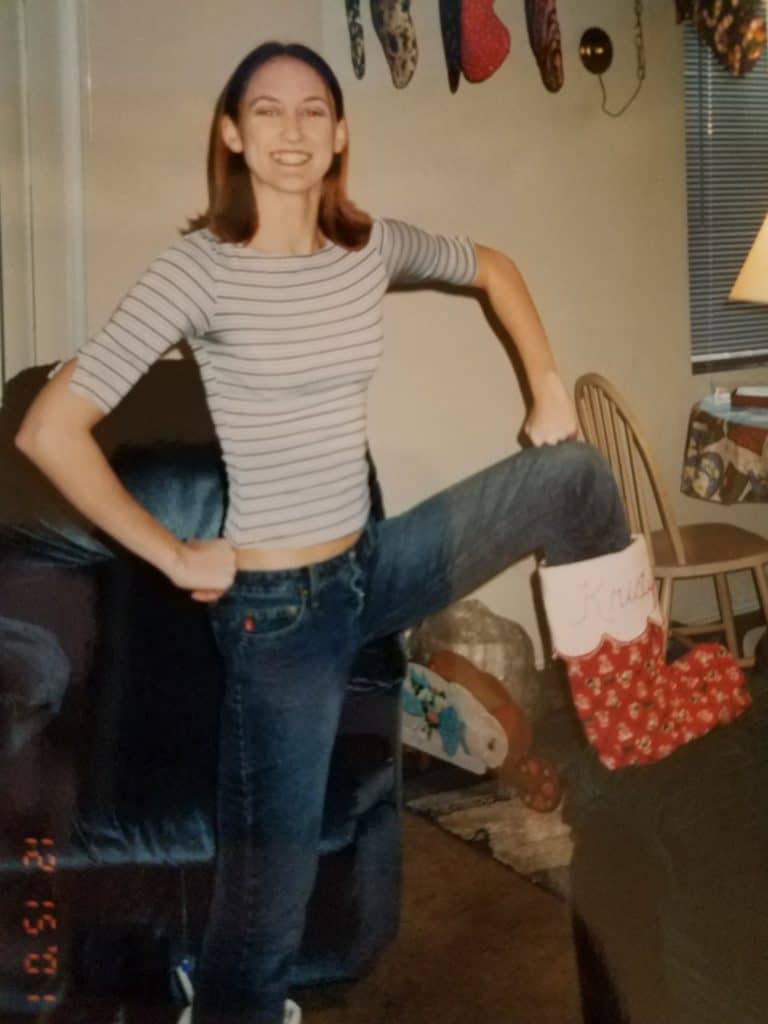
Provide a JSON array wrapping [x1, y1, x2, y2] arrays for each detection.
[[83, 0, 767, 662], [84, 0, 323, 327]]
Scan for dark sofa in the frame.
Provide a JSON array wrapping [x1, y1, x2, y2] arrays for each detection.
[[0, 358, 406, 1021]]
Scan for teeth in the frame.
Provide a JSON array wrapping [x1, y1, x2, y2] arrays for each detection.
[[272, 152, 311, 166]]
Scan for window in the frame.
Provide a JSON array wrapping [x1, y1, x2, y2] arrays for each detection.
[[684, 23, 768, 372]]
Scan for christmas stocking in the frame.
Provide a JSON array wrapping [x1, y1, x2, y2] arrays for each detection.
[[525, 0, 564, 93], [345, 0, 366, 79], [693, 0, 766, 77], [460, 0, 511, 83], [539, 535, 751, 770], [439, 0, 462, 93], [370, 0, 419, 88]]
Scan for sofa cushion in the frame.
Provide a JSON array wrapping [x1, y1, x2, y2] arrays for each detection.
[[0, 614, 69, 761]]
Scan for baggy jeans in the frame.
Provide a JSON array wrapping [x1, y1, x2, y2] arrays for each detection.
[[191, 440, 630, 1023]]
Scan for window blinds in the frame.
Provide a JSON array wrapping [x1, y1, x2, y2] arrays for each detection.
[[684, 23, 768, 369]]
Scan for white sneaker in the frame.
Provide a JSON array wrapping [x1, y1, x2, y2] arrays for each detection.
[[174, 961, 194, 1023], [284, 999, 302, 1023], [176, 998, 301, 1023]]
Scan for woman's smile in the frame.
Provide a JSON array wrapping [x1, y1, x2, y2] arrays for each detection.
[[271, 150, 312, 166]]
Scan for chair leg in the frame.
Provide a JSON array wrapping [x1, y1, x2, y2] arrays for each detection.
[[714, 572, 742, 665], [752, 562, 768, 638]]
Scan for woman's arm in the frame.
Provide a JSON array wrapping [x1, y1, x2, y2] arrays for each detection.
[[15, 359, 235, 601], [471, 243, 578, 446]]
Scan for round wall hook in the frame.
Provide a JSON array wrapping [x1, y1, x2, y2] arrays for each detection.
[[579, 27, 614, 75]]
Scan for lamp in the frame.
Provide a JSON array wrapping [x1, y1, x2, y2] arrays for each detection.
[[730, 213, 768, 302]]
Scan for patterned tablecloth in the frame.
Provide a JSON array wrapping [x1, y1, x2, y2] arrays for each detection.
[[682, 395, 768, 502]]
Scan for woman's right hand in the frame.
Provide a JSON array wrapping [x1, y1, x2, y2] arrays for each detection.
[[15, 361, 237, 604], [167, 537, 238, 602]]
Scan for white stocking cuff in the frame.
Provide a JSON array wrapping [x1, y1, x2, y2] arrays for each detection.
[[539, 534, 662, 658]]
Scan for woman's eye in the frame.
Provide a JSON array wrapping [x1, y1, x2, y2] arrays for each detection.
[[304, 108, 326, 117], [254, 107, 278, 116]]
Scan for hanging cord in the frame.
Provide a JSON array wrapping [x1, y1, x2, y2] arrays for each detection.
[[600, 0, 646, 117]]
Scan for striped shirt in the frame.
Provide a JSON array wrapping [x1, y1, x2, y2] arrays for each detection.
[[68, 217, 478, 548]]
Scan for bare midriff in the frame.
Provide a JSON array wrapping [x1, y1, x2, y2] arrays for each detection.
[[233, 527, 363, 571]]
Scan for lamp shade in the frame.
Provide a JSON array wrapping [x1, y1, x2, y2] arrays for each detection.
[[730, 213, 768, 303]]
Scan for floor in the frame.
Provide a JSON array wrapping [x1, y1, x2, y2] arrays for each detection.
[[44, 812, 582, 1024], [296, 813, 582, 1024]]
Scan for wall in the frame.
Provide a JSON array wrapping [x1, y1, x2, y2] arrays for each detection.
[[320, 0, 767, 657], [82, 0, 767, 662], [84, 0, 323, 326]]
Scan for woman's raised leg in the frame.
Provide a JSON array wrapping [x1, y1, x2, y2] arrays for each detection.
[[359, 440, 630, 643]]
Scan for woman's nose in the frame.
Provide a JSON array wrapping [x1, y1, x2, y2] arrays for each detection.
[[280, 111, 303, 140]]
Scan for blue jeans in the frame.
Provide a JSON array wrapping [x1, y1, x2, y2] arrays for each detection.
[[192, 440, 629, 1023]]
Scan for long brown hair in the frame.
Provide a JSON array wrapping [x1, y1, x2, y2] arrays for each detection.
[[185, 42, 372, 249]]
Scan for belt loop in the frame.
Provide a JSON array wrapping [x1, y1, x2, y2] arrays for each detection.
[[306, 564, 319, 608], [360, 517, 374, 562]]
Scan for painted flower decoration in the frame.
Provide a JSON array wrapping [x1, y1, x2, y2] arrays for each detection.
[[403, 666, 471, 758]]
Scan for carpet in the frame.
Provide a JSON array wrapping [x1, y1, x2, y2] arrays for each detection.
[[47, 814, 583, 1024], [404, 761, 574, 901], [297, 813, 582, 1024]]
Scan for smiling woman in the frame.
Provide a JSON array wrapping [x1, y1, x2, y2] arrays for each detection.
[[219, 60, 346, 228], [11, 34, 645, 1024], [187, 41, 369, 255]]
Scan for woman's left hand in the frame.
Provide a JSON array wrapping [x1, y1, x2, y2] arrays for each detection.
[[523, 371, 579, 446]]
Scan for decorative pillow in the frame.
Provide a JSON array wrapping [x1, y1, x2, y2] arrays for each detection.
[[408, 597, 545, 722]]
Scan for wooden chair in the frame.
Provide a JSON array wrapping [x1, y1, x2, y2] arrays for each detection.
[[575, 372, 768, 668]]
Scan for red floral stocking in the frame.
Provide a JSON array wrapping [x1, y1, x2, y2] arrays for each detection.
[[565, 620, 749, 769], [540, 536, 751, 770]]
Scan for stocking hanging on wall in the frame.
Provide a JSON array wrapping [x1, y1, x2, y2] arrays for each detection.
[[676, 0, 767, 77], [439, 0, 462, 92], [370, 0, 419, 88], [460, 0, 511, 83], [525, 0, 564, 93], [345, 0, 366, 79]]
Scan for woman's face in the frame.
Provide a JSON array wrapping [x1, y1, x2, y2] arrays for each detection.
[[221, 56, 347, 197]]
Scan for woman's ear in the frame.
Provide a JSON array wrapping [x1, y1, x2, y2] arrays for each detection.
[[220, 115, 244, 154], [333, 117, 349, 155]]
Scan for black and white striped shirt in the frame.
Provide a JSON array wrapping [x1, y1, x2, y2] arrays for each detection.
[[68, 218, 478, 548]]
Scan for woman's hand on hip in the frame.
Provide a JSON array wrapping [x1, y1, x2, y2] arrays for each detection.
[[524, 370, 579, 446], [167, 537, 237, 602]]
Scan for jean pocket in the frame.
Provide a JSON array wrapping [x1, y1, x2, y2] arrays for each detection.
[[211, 589, 308, 649]]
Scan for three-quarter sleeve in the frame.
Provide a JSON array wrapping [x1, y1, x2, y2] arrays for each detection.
[[377, 217, 477, 288], [67, 232, 217, 414]]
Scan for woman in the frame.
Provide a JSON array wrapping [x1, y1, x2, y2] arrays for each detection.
[[16, 41, 632, 1024]]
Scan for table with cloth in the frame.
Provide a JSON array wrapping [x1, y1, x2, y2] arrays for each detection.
[[681, 395, 768, 503]]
